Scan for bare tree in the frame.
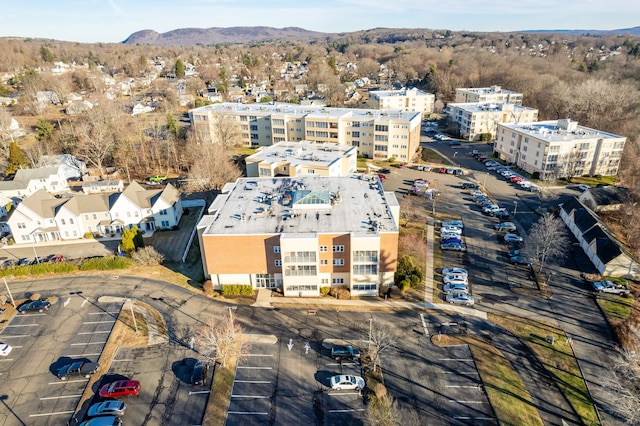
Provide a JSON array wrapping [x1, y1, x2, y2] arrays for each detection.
[[602, 341, 640, 424], [196, 315, 249, 368], [185, 135, 242, 192], [351, 318, 398, 372], [211, 114, 241, 147], [71, 105, 119, 178], [525, 213, 570, 272]]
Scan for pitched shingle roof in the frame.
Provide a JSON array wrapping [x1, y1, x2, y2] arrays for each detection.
[[19, 189, 65, 218]]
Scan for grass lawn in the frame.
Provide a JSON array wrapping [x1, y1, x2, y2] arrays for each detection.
[[489, 314, 599, 425], [203, 353, 238, 425], [433, 334, 543, 426], [562, 175, 617, 187], [421, 148, 451, 164], [596, 293, 634, 324]]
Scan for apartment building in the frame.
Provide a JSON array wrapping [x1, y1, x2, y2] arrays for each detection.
[[455, 85, 523, 105], [445, 102, 538, 141], [369, 87, 435, 116], [245, 141, 357, 178], [197, 175, 400, 297], [189, 103, 421, 162], [495, 119, 626, 180]]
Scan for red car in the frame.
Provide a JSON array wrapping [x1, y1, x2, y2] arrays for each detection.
[[99, 380, 141, 399], [377, 174, 387, 181], [438, 167, 447, 173]]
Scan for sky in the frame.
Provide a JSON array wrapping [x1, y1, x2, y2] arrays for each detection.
[[2, 0, 639, 44]]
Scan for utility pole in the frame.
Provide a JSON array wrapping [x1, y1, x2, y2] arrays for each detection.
[[3, 276, 16, 308]]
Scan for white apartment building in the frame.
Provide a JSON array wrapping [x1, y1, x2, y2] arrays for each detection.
[[495, 119, 626, 180], [197, 175, 400, 297], [369, 87, 435, 116], [445, 102, 538, 141], [189, 103, 421, 162], [245, 141, 357, 178], [455, 85, 523, 105]]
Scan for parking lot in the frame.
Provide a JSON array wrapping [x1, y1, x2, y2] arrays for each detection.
[[0, 295, 119, 425]]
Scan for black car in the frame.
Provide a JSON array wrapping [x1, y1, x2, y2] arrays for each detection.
[[191, 361, 209, 386], [510, 256, 533, 266], [379, 168, 391, 174], [461, 182, 479, 189], [18, 300, 51, 313], [57, 361, 99, 380]]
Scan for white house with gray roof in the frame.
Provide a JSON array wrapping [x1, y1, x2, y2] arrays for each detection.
[[0, 166, 68, 199], [6, 182, 183, 245]]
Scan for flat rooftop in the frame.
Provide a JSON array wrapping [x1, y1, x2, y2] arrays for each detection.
[[457, 86, 521, 95], [201, 175, 398, 237], [369, 88, 433, 98], [500, 120, 624, 142], [247, 141, 355, 168], [190, 102, 420, 123], [447, 102, 537, 113]]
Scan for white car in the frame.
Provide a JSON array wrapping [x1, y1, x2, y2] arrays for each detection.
[[482, 204, 502, 213], [442, 267, 468, 276], [495, 222, 517, 232], [0, 342, 12, 356], [442, 220, 463, 229], [504, 233, 524, 243], [443, 274, 468, 285], [441, 231, 462, 239], [518, 181, 532, 188], [446, 293, 475, 306], [470, 189, 486, 197], [440, 226, 462, 235], [577, 184, 590, 191], [330, 375, 365, 391], [443, 283, 468, 293]]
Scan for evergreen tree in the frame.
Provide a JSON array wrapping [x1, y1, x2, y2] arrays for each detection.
[[6, 142, 28, 176], [175, 59, 185, 78], [35, 119, 54, 142]]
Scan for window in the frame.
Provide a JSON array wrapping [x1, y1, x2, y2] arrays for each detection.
[[353, 265, 378, 274], [85, 214, 89, 220], [332, 245, 345, 252], [61, 219, 66, 225], [316, 131, 328, 138], [274, 246, 281, 253], [316, 121, 328, 128], [70, 218, 74, 224], [352, 122, 360, 128], [320, 259, 328, 265], [319, 246, 328, 252], [352, 131, 360, 137], [332, 278, 344, 284], [134, 211, 139, 217], [17, 222, 26, 229], [92, 213, 98, 220], [160, 210, 167, 216], [375, 124, 388, 132], [126, 211, 131, 218], [250, 125, 258, 131], [161, 220, 170, 227], [321, 278, 329, 285], [251, 134, 259, 140], [333, 259, 345, 266], [285, 284, 318, 292], [273, 128, 285, 134], [275, 260, 282, 267], [353, 284, 377, 291]]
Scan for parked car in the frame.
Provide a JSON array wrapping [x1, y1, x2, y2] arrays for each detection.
[[510, 256, 533, 266], [489, 209, 510, 219], [331, 345, 361, 360], [592, 280, 630, 295], [191, 361, 209, 386], [379, 168, 391, 174], [87, 401, 127, 417], [442, 267, 468, 276], [449, 140, 461, 146], [473, 196, 491, 205], [79, 417, 122, 426], [17, 258, 31, 266], [438, 167, 447, 173], [470, 189, 486, 197], [413, 178, 429, 187], [453, 169, 464, 176], [577, 184, 590, 191], [441, 232, 462, 240], [440, 226, 462, 235], [18, 300, 51, 313], [0, 342, 12, 356], [504, 233, 524, 243], [461, 182, 479, 190], [443, 283, 469, 294], [446, 168, 455, 174], [494, 222, 516, 232], [58, 361, 100, 380], [99, 380, 141, 398], [148, 175, 167, 182], [443, 274, 468, 285], [445, 293, 475, 306], [377, 174, 387, 181], [528, 185, 541, 192], [329, 375, 365, 391], [441, 242, 466, 251], [48, 254, 64, 263], [482, 204, 502, 214], [440, 237, 463, 245], [442, 221, 463, 229], [508, 249, 529, 257]]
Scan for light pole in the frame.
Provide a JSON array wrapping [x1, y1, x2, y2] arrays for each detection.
[[367, 318, 375, 351], [3, 275, 15, 308], [123, 298, 138, 333], [513, 200, 518, 216], [30, 231, 40, 263]]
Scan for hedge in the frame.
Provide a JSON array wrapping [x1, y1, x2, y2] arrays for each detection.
[[79, 256, 135, 271], [221, 284, 254, 296]]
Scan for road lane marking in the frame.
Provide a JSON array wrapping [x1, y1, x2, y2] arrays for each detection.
[[440, 358, 473, 361], [0, 335, 30, 338], [446, 385, 482, 388], [64, 353, 101, 357], [442, 371, 479, 374], [227, 412, 269, 415], [88, 312, 119, 315], [70, 341, 106, 346], [48, 379, 88, 385], [449, 400, 483, 404], [326, 363, 358, 366], [29, 410, 76, 417], [4, 324, 39, 327], [247, 354, 274, 356], [237, 366, 272, 370], [82, 321, 114, 324], [234, 380, 271, 384], [40, 394, 82, 400], [328, 409, 366, 413], [189, 390, 211, 395], [77, 331, 111, 335]]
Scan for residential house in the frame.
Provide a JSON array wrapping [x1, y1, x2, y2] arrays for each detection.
[[495, 119, 626, 180], [197, 175, 400, 297], [82, 180, 124, 194], [39, 155, 86, 180], [560, 197, 640, 279], [0, 166, 69, 199], [6, 190, 66, 244], [578, 186, 631, 213]]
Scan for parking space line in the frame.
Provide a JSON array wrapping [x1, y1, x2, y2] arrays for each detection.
[[0, 335, 30, 338], [446, 385, 481, 388], [4, 324, 39, 327], [189, 390, 211, 395], [78, 331, 111, 335], [11, 346, 22, 349], [70, 341, 106, 346], [328, 409, 366, 413], [247, 354, 274, 357], [439, 358, 473, 361], [0, 359, 13, 362], [227, 412, 269, 415], [40, 394, 82, 400], [82, 321, 114, 324], [234, 380, 271, 384], [237, 366, 272, 370], [29, 410, 75, 417], [326, 362, 358, 366], [18, 313, 47, 317], [448, 400, 483, 404], [64, 353, 101, 357], [112, 359, 134, 362], [442, 371, 479, 374], [454, 416, 495, 420], [328, 391, 361, 396], [231, 395, 269, 398], [88, 312, 119, 315], [48, 379, 88, 385]]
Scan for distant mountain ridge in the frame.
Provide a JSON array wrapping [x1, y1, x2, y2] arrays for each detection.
[[122, 25, 640, 46], [123, 26, 328, 46]]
